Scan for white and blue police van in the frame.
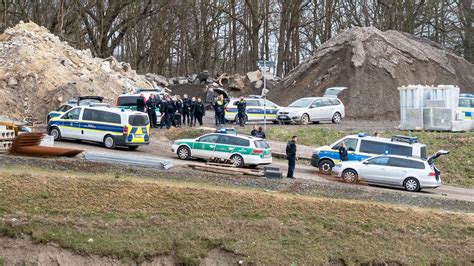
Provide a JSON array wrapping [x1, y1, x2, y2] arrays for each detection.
[[48, 104, 150, 150], [311, 133, 427, 174]]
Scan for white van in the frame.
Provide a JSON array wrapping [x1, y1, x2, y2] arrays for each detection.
[[311, 133, 427, 174], [47, 105, 150, 150]]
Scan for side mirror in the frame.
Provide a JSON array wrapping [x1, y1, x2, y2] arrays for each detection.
[[309, 105, 316, 109], [362, 161, 368, 165]]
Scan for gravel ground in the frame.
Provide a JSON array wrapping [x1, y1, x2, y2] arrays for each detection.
[[1, 155, 472, 213]]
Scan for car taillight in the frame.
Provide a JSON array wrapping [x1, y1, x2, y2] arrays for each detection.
[[123, 126, 128, 135], [428, 172, 436, 177], [252, 149, 263, 154]]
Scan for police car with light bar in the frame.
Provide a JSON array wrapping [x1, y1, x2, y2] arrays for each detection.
[[48, 104, 150, 150], [171, 128, 272, 167], [311, 133, 427, 174]]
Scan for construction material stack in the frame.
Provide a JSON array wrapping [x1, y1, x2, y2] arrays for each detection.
[[0, 125, 15, 152]]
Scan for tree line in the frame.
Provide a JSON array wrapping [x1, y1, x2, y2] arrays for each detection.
[[0, 0, 472, 78]]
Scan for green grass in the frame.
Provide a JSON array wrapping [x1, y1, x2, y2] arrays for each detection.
[[265, 127, 474, 187], [0, 169, 473, 264]]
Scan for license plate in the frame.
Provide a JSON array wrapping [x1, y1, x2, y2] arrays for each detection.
[[278, 115, 288, 119], [134, 134, 143, 138]]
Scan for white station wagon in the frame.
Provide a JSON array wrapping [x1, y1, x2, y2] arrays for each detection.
[[171, 129, 272, 167]]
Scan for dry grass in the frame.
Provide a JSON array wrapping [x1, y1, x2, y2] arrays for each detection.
[[0, 167, 473, 264]]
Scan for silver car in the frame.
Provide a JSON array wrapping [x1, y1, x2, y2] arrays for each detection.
[[331, 151, 448, 192], [277, 97, 345, 125]]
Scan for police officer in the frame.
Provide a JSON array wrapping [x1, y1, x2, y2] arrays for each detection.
[[236, 96, 247, 127], [137, 93, 146, 112], [164, 96, 175, 129], [194, 97, 206, 126], [175, 95, 183, 128], [146, 94, 157, 128], [214, 95, 226, 126], [286, 136, 297, 179], [182, 94, 191, 126], [189, 97, 196, 127]]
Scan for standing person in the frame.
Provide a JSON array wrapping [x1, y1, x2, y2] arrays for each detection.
[[338, 141, 348, 161], [136, 93, 146, 112], [256, 126, 266, 139], [213, 96, 219, 126], [159, 96, 167, 129], [189, 97, 196, 127], [194, 97, 205, 126], [146, 94, 157, 128], [214, 95, 226, 126], [182, 94, 191, 126], [250, 125, 258, 136], [236, 96, 247, 127], [286, 136, 298, 179], [165, 96, 175, 129], [175, 95, 183, 128]]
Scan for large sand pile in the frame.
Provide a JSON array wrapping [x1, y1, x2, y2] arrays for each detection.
[[272, 27, 474, 119], [0, 22, 166, 121]]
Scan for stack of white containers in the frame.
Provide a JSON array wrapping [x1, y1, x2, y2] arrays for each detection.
[[398, 85, 472, 131]]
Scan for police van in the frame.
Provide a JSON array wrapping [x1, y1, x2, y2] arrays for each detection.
[[116, 88, 165, 124], [311, 133, 427, 174], [48, 104, 150, 150], [459, 93, 474, 120], [171, 128, 272, 167], [224, 97, 281, 123]]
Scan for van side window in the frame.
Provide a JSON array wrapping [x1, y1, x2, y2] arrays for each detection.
[[385, 143, 412, 157], [332, 138, 358, 151], [360, 140, 385, 154], [83, 109, 121, 124], [63, 108, 81, 120], [388, 158, 425, 169]]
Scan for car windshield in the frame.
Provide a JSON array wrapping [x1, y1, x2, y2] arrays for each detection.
[[118, 96, 140, 106], [128, 115, 149, 126], [288, 98, 313, 108], [254, 140, 270, 149]]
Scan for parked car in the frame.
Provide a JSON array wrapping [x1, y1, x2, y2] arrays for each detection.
[[331, 151, 448, 192], [458, 93, 474, 120], [171, 128, 272, 167], [225, 97, 281, 123], [311, 133, 427, 174], [47, 96, 104, 122], [48, 105, 150, 150]]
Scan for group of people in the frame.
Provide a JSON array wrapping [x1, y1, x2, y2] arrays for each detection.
[[137, 93, 206, 129]]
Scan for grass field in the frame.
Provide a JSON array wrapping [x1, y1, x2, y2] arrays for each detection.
[[265, 126, 474, 187], [0, 166, 473, 264]]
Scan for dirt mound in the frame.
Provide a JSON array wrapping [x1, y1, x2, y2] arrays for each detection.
[[272, 27, 474, 119], [0, 22, 156, 122]]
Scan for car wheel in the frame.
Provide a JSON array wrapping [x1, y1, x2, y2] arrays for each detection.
[[300, 114, 310, 125], [49, 127, 61, 141], [342, 169, 358, 183], [231, 154, 244, 167], [272, 120, 279, 124], [318, 159, 334, 175], [332, 112, 342, 124], [177, 146, 191, 160], [128, 146, 139, 151], [103, 135, 116, 149], [404, 177, 420, 192]]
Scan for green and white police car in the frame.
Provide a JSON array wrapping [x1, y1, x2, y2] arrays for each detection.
[[171, 128, 272, 167]]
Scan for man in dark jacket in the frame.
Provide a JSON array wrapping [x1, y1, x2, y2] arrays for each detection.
[[194, 97, 205, 126], [286, 136, 298, 179], [182, 94, 191, 126], [164, 97, 176, 129], [255, 126, 266, 139], [159, 97, 167, 129], [136, 93, 146, 112], [175, 95, 183, 128], [189, 97, 196, 127], [146, 94, 157, 128], [236, 96, 247, 127], [338, 141, 348, 161], [250, 125, 258, 136]]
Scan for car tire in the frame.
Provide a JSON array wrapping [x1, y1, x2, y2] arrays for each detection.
[[318, 159, 334, 175], [272, 120, 279, 124], [332, 112, 342, 124], [49, 127, 61, 141], [342, 169, 358, 183], [300, 114, 310, 125], [177, 146, 191, 160], [231, 154, 244, 167], [128, 146, 139, 151], [403, 177, 420, 192], [103, 135, 116, 149]]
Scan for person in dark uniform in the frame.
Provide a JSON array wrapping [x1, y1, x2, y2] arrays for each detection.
[[189, 97, 196, 127], [164, 97, 175, 129], [250, 125, 258, 136], [159, 96, 167, 129], [175, 95, 183, 128], [146, 94, 157, 128], [214, 95, 226, 126], [236, 96, 247, 127], [182, 94, 191, 126], [194, 97, 205, 126], [213, 96, 219, 126], [286, 136, 297, 179], [338, 141, 348, 161], [255, 126, 266, 139], [136, 93, 146, 112]]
